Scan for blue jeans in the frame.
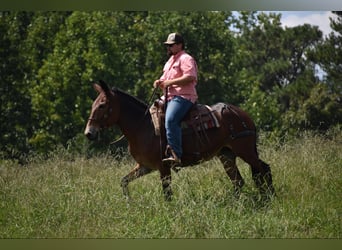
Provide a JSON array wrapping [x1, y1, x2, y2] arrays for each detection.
[[165, 96, 193, 159]]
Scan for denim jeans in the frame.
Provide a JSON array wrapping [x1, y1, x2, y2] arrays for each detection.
[[165, 96, 193, 159]]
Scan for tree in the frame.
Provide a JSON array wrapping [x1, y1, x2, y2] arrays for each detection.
[[0, 12, 34, 159], [301, 11, 342, 131], [283, 83, 342, 132], [230, 11, 324, 132], [29, 11, 125, 152], [312, 11, 342, 96]]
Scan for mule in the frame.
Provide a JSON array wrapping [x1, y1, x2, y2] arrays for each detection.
[[84, 80, 275, 201]]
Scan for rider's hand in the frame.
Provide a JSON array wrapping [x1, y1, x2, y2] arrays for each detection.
[[153, 79, 162, 88]]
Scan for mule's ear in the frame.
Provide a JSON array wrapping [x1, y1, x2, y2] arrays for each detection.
[[93, 80, 111, 95], [93, 83, 103, 93], [98, 80, 111, 96]]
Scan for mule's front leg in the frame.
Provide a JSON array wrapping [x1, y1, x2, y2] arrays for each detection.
[[121, 176, 130, 199], [160, 166, 172, 201], [121, 163, 153, 200]]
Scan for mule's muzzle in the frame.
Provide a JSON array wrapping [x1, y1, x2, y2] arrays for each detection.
[[84, 126, 98, 141]]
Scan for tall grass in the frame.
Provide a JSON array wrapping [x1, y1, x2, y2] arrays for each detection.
[[0, 130, 341, 238]]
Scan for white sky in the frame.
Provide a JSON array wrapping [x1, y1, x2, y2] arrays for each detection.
[[273, 11, 334, 37], [232, 11, 335, 37]]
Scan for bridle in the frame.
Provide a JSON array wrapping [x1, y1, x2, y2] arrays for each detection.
[[87, 86, 159, 143], [88, 106, 113, 128]]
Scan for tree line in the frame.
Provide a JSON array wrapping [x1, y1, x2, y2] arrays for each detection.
[[1, 11, 341, 159]]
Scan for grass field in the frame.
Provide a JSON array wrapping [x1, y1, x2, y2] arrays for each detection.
[[0, 130, 341, 238]]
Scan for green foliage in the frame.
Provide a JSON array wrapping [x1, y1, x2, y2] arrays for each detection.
[[241, 81, 281, 132], [232, 11, 322, 94], [1, 11, 341, 157], [283, 83, 342, 132], [0, 12, 34, 159], [29, 12, 122, 152], [311, 11, 342, 95], [230, 11, 342, 137]]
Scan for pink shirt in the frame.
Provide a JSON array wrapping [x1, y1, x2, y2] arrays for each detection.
[[160, 50, 198, 103]]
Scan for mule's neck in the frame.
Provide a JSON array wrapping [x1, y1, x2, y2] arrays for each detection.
[[114, 93, 154, 141]]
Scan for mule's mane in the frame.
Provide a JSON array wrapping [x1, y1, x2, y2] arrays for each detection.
[[112, 87, 148, 110]]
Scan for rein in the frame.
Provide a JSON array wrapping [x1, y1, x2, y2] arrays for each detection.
[[110, 134, 125, 145], [110, 87, 159, 145], [143, 87, 159, 116]]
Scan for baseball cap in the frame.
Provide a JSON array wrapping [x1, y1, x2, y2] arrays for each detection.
[[164, 33, 184, 45]]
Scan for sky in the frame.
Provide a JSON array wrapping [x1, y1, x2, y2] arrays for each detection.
[[231, 11, 335, 36], [272, 11, 334, 36]]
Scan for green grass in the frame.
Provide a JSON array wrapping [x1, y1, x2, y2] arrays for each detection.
[[0, 131, 341, 238]]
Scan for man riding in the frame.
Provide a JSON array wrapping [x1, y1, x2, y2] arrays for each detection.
[[153, 33, 198, 165]]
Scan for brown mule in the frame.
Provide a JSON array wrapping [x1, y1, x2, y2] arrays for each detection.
[[84, 80, 275, 201]]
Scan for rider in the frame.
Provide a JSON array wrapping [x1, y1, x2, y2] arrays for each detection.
[[153, 33, 198, 165]]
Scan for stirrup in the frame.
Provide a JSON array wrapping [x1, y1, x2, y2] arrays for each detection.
[[162, 155, 181, 164], [163, 145, 182, 168], [164, 146, 181, 162]]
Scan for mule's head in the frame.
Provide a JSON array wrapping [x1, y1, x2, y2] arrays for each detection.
[[84, 80, 119, 140]]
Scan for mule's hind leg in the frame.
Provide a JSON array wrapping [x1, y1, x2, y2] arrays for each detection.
[[218, 147, 245, 197], [233, 141, 275, 198], [252, 160, 275, 196], [121, 163, 153, 199]]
